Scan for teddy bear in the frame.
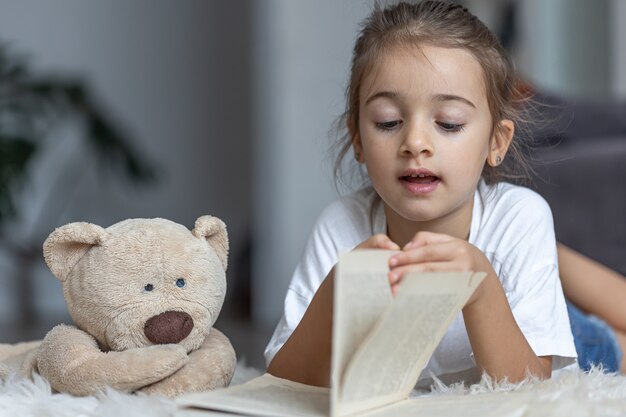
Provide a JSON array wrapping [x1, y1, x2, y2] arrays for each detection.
[[0, 215, 237, 398]]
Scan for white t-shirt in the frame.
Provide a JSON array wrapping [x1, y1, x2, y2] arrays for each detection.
[[265, 181, 577, 386]]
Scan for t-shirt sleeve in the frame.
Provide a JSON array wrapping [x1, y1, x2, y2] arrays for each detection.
[[496, 193, 577, 371], [508, 264, 577, 370]]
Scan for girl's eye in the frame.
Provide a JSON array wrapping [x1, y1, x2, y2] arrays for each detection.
[[144, 283, 154, 292], [176, 278, 186, 288], [437, 121, 465, 132], [375, 120, 402, 131]]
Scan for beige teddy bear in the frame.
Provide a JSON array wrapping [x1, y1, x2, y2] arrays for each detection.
[[0, 215, 236, 398]]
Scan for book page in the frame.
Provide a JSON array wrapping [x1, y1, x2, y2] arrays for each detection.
[[331, 251, 398, 383], [176, 373, 329, 417], [361, 391, 529, 417], [330, 250, 397, 415], [333, 252, 484, 416]]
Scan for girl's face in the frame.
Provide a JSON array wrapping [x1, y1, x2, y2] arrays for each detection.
[[354, 45, 510, 235]]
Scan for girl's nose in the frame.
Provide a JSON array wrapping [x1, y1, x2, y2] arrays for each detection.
[[399, 123, 434, 157]]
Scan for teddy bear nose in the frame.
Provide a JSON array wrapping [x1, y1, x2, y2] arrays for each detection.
[[144, 311, 194, 344]]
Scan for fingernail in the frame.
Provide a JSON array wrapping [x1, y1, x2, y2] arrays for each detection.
[[389, 272, 398, 283], [389, 257, 397, 267]]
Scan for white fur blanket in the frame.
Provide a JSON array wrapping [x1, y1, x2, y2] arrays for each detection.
[[1, 366, 626, 417]]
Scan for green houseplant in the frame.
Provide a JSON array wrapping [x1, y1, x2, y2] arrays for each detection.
[[0, 44, 157, 335]]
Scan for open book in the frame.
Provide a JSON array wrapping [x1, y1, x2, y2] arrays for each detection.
[[176, 250, 523, 417]]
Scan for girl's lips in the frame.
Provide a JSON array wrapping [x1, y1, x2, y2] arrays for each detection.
[[399, 169, 440, 194]]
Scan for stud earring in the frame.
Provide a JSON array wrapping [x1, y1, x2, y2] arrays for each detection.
[[495, 155, 502, 165]]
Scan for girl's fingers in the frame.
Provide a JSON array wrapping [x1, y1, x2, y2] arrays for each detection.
[[388, 261, 456, 285], [390, 241, 458, 268], [380, 237, 401, 251], [359, 234, 401, 250], [403, 231, 455, 250]]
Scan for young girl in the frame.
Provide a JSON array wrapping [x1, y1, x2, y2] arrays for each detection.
[[264, 1, 624, 387]]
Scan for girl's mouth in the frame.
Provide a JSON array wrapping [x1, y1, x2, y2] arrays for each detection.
[[402, 173, 439, 183], [399, 172, 440, 194]]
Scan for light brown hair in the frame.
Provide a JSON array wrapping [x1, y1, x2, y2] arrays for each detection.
[[333, 0, 534, 189]]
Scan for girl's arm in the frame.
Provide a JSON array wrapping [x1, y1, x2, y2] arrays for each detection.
[[389, 232, 552, 381], [267, 234, 400, 387], [558, 243, 626, 333], [266, 268, 334, 387]]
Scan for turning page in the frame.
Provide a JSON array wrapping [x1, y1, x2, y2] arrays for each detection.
[[330, 250, 397, 403], [331, 250, 485, 417]]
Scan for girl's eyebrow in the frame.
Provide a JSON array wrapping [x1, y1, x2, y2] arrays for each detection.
[[364, 90, 398, 105], [433, 94, 476, 108], [364, 91, 476, 109]]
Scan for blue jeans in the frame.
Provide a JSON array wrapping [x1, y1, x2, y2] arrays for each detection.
[[567, 302, 623, 372]]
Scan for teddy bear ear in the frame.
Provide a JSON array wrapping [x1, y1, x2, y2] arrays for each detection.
[[192, 215, 229, 270], [43, 222, 109, 282]]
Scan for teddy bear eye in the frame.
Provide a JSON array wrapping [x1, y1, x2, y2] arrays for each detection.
[[144, 283, 154, 292], [176, 278, 186, 288]]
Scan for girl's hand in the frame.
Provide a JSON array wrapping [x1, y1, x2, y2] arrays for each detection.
[[387, 231, 494, 302], [388, 232, 552, 381], [354, 233, 401, 251]]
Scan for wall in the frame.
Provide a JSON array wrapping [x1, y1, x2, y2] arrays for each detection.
[[250, 0, 373, 330], [467, 0, 615, 100], [614, 0, 626, 98], [517, 0, 611, 99]]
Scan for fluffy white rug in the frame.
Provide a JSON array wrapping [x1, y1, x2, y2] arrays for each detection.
[[427, 367, 626, 416], [0, 373, 176, 417], [0, 362, 261, 417], [1, 366, 626, 417]]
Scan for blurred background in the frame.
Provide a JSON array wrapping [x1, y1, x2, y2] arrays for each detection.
[[0, 0, 625, 370]]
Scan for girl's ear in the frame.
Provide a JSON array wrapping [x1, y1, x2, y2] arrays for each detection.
[[487, 119, 514, 167], [347, 116, 364, 163]]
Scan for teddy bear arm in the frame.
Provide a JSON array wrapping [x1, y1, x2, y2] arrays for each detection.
[[139, 328, 236, 398], [37, 324, 190, 396]]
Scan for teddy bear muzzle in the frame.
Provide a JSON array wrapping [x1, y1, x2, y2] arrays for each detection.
[[144, 311, 194, 344]]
